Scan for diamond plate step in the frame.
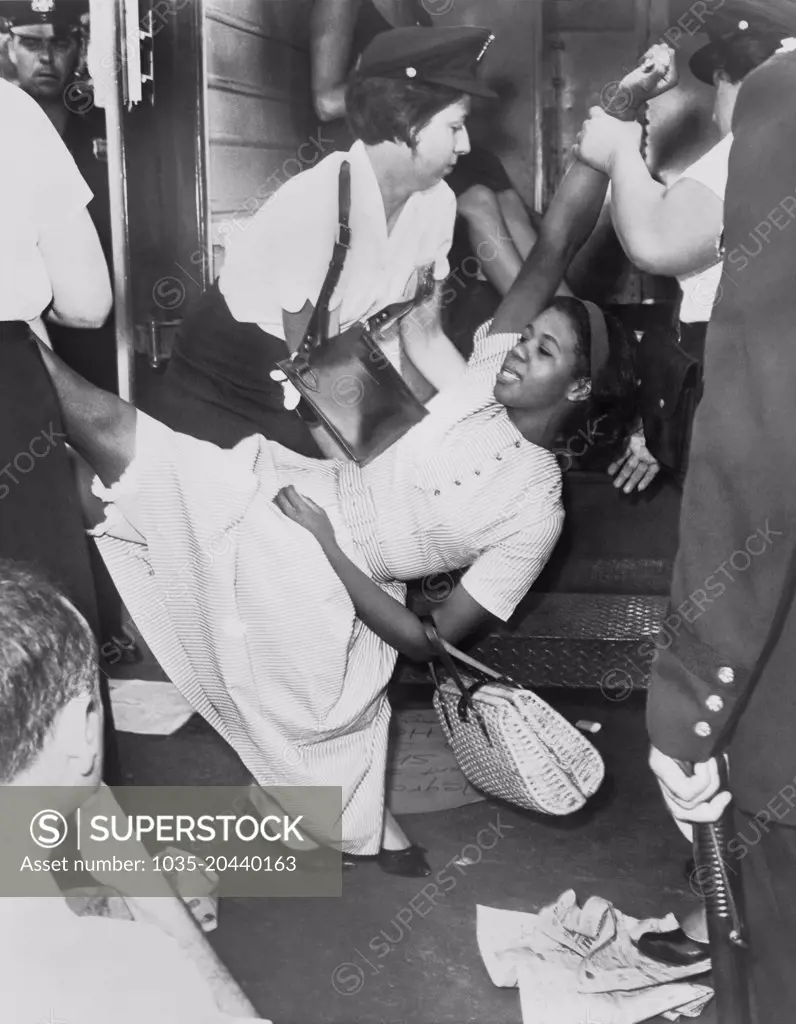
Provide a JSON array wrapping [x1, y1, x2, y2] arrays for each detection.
[[511, 593, 667, 641], [392, 636, 652, 693], [470, 636, 652, 692]]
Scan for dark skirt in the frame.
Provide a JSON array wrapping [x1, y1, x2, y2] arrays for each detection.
[[145, 282, 321, 456], [0, 323, 121, 781]]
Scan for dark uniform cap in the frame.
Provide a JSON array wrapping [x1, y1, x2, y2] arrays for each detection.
[[0, 0, 87, 31], [690, 2, 796, 84], [356, 26, 498, 99]]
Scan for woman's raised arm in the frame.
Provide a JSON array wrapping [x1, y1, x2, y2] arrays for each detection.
[[491, 42, 677, 334], [489, 160, 610, 334]]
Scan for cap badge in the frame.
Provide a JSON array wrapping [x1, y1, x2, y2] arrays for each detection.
[[477, 33, 495, 62], [738, 19, 749, 31], [405, 66, 417, 78], [32, 0, 55, 12]]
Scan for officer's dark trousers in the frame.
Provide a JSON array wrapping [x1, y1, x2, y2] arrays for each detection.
[[0, 325, 121, 782], [735, 809, 796, 1023]]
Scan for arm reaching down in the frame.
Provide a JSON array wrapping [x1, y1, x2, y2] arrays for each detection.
[[310, 0, 362, 121], [399, 280, 467, 394]]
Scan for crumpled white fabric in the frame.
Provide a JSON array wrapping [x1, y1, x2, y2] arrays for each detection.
[[477, 890, 713, 1024]]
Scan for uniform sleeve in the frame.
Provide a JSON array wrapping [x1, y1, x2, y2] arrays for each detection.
[[0, 81, 91, 229], [219, 167, 339, 324], [646, 53, 796, 763], [677, 134, 732, 202], [24, 93, 92, 225], [460, 510, 563, 622]]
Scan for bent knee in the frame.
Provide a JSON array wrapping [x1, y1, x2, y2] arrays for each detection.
[[457, 184, 500, 223]]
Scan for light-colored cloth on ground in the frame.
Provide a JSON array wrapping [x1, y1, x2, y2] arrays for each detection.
[[91, 322, 563, 853], [477, 890, 713, 1023]]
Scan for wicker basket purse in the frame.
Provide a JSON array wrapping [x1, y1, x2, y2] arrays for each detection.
[[423, 621, 605, 815]]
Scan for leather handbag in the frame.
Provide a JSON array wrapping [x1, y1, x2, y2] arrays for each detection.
[[276, 161, 429, 465], [637, 325, 703, 482], [422, 621, 605, 815]]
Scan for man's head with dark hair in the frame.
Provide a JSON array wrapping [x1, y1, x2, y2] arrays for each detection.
[[0, 560, 102, 792]]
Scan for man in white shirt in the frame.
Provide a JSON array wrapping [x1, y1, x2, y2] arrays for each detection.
[[0, 561, 268, 1024]]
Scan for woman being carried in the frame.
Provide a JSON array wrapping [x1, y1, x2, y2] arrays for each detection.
[[43, 56, 672, 878]]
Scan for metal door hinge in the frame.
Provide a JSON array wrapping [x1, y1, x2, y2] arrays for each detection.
[[135, 318, 182, 369]]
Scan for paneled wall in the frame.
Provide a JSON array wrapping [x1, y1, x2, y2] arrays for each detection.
[[204, 0, 320, 276]]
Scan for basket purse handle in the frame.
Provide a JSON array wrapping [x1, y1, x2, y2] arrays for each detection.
[[421, 616, 493, 744], [300, 160, 352, 354]]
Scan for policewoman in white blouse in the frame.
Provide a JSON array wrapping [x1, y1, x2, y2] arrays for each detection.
[[39, 125, 641, 873], [150, 26, 498, 459]]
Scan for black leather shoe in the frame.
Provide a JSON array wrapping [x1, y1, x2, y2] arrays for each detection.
[[377, 845, 431, 877], [342, 845, 431, 877], [635, 928, 711, 969]]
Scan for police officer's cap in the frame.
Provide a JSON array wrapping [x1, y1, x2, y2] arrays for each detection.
[[690, 1, 796, 84], [356, 26, 498, 98], [0, 0, 88, 34]]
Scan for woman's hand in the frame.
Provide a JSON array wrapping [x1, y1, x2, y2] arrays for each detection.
[[574, 107, 644, 176], [608, 429, 660, 493], [625, 42, 679, 103], [602, 43, 678, 122], [274, 485, 337, 549]]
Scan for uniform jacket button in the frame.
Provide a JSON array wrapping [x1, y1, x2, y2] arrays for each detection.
[[694, 721, 712, 738], [515, 440, 521, 448], [706, 695, 724, 713], [717, 666, 735, 684]]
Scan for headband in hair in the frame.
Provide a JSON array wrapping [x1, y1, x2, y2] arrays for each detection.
[[582, 300, 610, 381]]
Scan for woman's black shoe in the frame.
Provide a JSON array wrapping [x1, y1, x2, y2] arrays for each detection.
[[377, 845, 431, 877], [634, 928, 711, 969], [342, 845, 431, 877]]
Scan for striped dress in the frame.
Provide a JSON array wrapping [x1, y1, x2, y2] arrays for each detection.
[[92, 323, 563, 853]]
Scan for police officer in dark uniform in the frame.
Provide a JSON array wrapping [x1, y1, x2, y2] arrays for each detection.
[[643, 3, 796, 1019]]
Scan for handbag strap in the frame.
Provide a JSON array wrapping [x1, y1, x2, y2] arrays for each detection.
[[301, 161, 352, 352], [421, 617, 492, 743]]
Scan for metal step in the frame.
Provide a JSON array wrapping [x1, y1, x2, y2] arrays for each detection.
[[393, 635, 653, 694], [394, 591, 666, 693], [470, 635, 652, 693], [511, 592, 667, 640]]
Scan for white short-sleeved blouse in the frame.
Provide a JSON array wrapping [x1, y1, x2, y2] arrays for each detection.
[[218, 139, 457, 366], [0, 79, 92, 323]]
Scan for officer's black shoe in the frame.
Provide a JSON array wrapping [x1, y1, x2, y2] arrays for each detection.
[[634, 928, 711, 969]]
